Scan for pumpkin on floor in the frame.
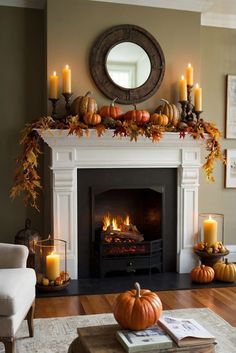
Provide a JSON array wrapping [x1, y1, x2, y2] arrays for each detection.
[[71, 91, 98, 116], [99, 98, 123, 119], [124, 105, 150, 125], [113, 282, 162, 330], [213, 259, 236, 282], [155, 99, 180, 127], [191, 264, 215, 283]]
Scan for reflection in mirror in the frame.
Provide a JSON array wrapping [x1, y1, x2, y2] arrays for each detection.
[[106, 42, 151, 89]]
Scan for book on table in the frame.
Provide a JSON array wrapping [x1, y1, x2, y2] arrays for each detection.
[[158, 316, 216, 347], [116, 325, 173, 352]]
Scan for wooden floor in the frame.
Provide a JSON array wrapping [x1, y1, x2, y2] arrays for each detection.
[[35, 287, 236, 327]]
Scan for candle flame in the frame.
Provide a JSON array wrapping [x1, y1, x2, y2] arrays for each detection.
[[181, 75, 185, 80], [195, 83, 199, 88], [65, 64, 69, 69], [209, 214, 212, 220], [188, 63, 192, 68], [53, 71, 57, 76]]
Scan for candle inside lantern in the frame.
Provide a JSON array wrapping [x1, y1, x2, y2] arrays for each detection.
[[203, 215, 217, 246], [186, 63, 193, 86], [179, 75, 187, 101], [46, 251, 60, 280], [62, 65, 71, 93], [194, 83, 202, 111], [49, 71, 59, 99]]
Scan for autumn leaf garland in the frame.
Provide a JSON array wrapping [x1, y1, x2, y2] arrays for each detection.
[[10, 115, 225, 210]]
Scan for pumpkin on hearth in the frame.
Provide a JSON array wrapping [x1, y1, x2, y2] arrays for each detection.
[[155, 99, 180, 127], [150, 112, 169, 126], [113, 282, 162, 330], [124, 105, 150, 125], [99, 98, 123, 120], [71, 91, 98, 116], [83, 112, 101, 126], [213, 259, 236, 282], [191, 265, 215, 283]]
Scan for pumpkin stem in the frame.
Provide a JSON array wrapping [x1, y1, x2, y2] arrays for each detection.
[[85, 91, 92, 97], [132, 104, 137, 110], [111, 97, 118, 106], [225, 258, 228, 265], [160, 98, 169, 105], [134, 282, 141, 298]]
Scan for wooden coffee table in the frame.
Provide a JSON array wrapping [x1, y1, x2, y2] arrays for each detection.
[[68, 324, 216, 353]]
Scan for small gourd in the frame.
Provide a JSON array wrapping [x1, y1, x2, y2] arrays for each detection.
[[124, 105, 150, 125], [71, 91, 98, 116], [99, 98, 123, 119], [83, 112, 101, 126], [113, 282, 162, 330], [191, 264, 215, 283], [213, 259, 236, 282], [150, 112, 169, 126]]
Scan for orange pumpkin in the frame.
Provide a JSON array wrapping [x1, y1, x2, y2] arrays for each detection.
[[113, 282, 162, 330], [71, 91, 98, 116], [99, 98, 123, 119], [124, 105, 150, 125], [150, 112, 169, 126], [83, 112, 101, 126], [155, 99, 180, 127], [213, 259, 236, 282], [191, 265, 215, 283]]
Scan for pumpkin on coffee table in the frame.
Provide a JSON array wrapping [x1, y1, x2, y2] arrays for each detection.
[[113, 282, 162, 330]]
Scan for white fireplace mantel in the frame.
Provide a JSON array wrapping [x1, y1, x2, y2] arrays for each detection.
[[39, 129, 203, 279]]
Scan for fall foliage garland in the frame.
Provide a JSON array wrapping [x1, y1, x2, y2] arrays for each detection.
[[10, 115, 225, 211]]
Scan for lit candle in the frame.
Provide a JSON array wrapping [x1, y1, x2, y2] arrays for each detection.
[[194, 83, 202, 111], [62, 65, 71, 93], [179, 75, 187, 101], [203, 215, 217, 246], [49, 71, 59, 99], [186, 63, 193, 86], [46, 252, 60, 280]]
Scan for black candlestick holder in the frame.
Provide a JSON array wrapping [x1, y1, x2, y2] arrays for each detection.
[[194, 110, 203, 121], [49, 98, 59, 120], [179, 84, 203, 123], [62, 92, 73, 116]]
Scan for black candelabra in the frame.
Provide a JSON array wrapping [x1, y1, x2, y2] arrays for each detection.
[[49, 92, 73, 120], [179, 85, 202, 123]]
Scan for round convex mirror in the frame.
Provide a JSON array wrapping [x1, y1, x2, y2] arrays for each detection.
[[90, 24, 165, 104], [106, 42, 151, 89]]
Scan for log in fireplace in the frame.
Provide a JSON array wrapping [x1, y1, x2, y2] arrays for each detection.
[[78, 168, 177, 278]]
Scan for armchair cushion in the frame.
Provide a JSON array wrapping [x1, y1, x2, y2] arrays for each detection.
[[0, 243, 28, 269], [0, 268, 36, 316]]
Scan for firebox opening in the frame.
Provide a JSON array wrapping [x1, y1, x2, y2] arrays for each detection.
[[77, 168, 177, 279]]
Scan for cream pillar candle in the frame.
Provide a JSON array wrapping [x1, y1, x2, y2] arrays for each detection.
[[203, 215, 217, 246], [186, 63, 193, 86], [179, 75, 187, 101], [49, 71, 59, 99], [46, 252, 60, 280], [62, 65, 71, 93], [194, 83, 202, 111]]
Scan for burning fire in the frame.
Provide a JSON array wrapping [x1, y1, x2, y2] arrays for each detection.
[[102, 214, 130, 231]]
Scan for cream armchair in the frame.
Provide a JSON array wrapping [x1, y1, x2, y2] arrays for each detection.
[[0, 243, 36, 353]]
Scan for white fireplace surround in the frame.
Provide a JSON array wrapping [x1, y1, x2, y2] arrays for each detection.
[[39, 129, 203, 279]]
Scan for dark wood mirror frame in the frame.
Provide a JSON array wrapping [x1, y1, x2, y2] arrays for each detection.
[[90, 24, 165, 105]]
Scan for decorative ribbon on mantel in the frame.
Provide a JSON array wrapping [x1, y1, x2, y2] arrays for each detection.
[[10, 115, 225, 211]]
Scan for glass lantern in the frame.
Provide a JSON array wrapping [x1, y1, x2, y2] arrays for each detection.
[[35, 236, 70, 291], [198, 213, 224, 246]]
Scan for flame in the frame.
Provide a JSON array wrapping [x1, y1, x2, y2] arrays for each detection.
[[112, 218, 121, 231], [124, 215, 130, 226], [102, 213, 130, 231]]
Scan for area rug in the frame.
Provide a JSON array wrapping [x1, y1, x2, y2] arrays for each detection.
[[0, 308, 235, 353]]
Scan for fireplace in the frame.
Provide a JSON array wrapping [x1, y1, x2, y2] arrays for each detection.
[[39, 129, 202, 279], [77, 168, 177, 278]]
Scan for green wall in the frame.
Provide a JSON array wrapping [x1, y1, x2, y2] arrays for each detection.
[[0, 6, 46, 243]]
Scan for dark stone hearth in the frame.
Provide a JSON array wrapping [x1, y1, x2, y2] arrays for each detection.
[[36, 272, 236, 298]]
